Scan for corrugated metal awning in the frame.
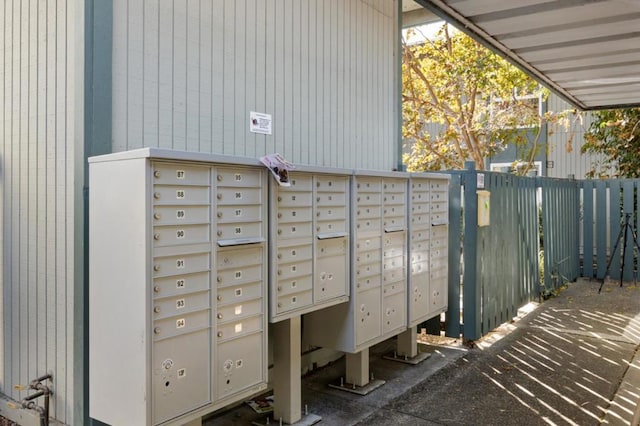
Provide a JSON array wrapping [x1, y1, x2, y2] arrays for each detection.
[[414, 0, 640, 110]]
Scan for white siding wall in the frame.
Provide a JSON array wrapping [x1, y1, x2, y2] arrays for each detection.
[[111, 0, 399, 170], [546, 95, 600, 180], [0, 0, 84, 424]]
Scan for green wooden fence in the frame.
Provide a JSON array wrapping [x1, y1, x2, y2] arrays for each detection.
[[443, 164, 581, 340]]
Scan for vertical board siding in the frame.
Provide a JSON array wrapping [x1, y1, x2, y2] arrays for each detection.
[[546, 94, 599, 180], [1, 0, 80, 423], [111, 0, 398, 170], [582, 180, 640, 282]]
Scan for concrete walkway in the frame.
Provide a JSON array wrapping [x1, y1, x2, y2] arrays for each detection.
[[208, 278, 640, 425]]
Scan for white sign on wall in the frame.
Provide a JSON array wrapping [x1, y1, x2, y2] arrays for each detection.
[[250, 111, 272, 135]]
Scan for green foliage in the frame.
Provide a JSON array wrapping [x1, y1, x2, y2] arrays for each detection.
[[582, 108, 640, 178], [402, 24, 566, 173]]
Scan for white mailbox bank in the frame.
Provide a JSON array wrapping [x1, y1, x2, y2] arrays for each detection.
[[89, 148, 268, 426]]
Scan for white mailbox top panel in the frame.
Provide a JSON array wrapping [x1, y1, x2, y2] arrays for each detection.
[[89, 147, 264, 167]]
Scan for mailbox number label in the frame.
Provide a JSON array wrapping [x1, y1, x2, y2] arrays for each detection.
[[235, 192, 242, 199], [176, 190, 185, 199], [176, 298, 185, 309], [176, 259, 185, 269], [176, 209, 185, 219], [177, 368, 186, 378], [235, 173, 242, 181], [176, 230, 185, 239], [176, 279, 185, 289], [235, 271, 242, 279], [235, 305, 243, 315], [234, 323, 243, 333], [176, 170, 185, 179], [176, 318, 186, 329], [235, 209, 242, 217]]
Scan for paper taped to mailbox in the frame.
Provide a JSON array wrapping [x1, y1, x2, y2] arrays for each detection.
[[260, 153, 295, 187]]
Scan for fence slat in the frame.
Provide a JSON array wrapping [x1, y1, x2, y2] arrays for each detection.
[[609, 181, 622, 280], [595, 181, 607, 278], [583, 182, 594, 278]]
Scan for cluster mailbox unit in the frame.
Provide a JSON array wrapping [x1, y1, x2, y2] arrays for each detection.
[[89, 147, 450, 425], [89, 149, 268, 426], [269, 167, 352, 321]]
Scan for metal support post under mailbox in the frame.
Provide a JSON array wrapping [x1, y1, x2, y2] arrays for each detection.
[[273, 317, 302, 424], [462, 162, 481, 340]]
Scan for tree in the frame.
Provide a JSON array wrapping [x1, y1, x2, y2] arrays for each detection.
[[582, 108, 640, 178], [402, 24, 569, 174]]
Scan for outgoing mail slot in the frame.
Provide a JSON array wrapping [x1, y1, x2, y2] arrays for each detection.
[[153, 271, 210, 298], [276, 259, 313, 280], [217, 246, 263, 270], [316, 176, 348, 192], [315, 192, 346, 206], [216, 167, 262, 187], [153, 224, 210, 247], [217, 187, 262, 205], [153, 252, 210, 278], [276, 275, 313, 296], [277, 222, 313, 240], [382, 291, 406, 334], [217, 333, 264, 400], [153, 309, 210, 341], [153, 185, 210, 205], [276, 290, 313, 314], [153, 205, 210, 225], [217, 281, 262, 306], [356, 275, 381, 293], [217, 205, 262, 223], [217, 264, 262, 287], [217, 221, 263, 241], [217, 298, 262, 323], [277, 244, 313, 262], [216, 314, 262, 342], [355, 192, 382, 206], [276, 191, 313, 207], [153, 163, 210, 186], [153, 290, 210, 319], [276, 207, 313, 223]]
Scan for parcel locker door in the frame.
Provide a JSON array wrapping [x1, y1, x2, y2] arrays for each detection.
[[382, 291, 406, 334], [410, 271, 430, 324], [355, 288, 382, 347], [216, 333, 265, 400], [152, 330, 211, 424], [315, 237, 348, 302]]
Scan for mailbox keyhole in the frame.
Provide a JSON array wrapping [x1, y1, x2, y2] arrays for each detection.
[[165, 381, 170, 387]]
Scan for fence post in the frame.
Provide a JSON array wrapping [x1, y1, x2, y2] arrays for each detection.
[[445, 174, 462, 338], [462, 162, 481, 341]]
